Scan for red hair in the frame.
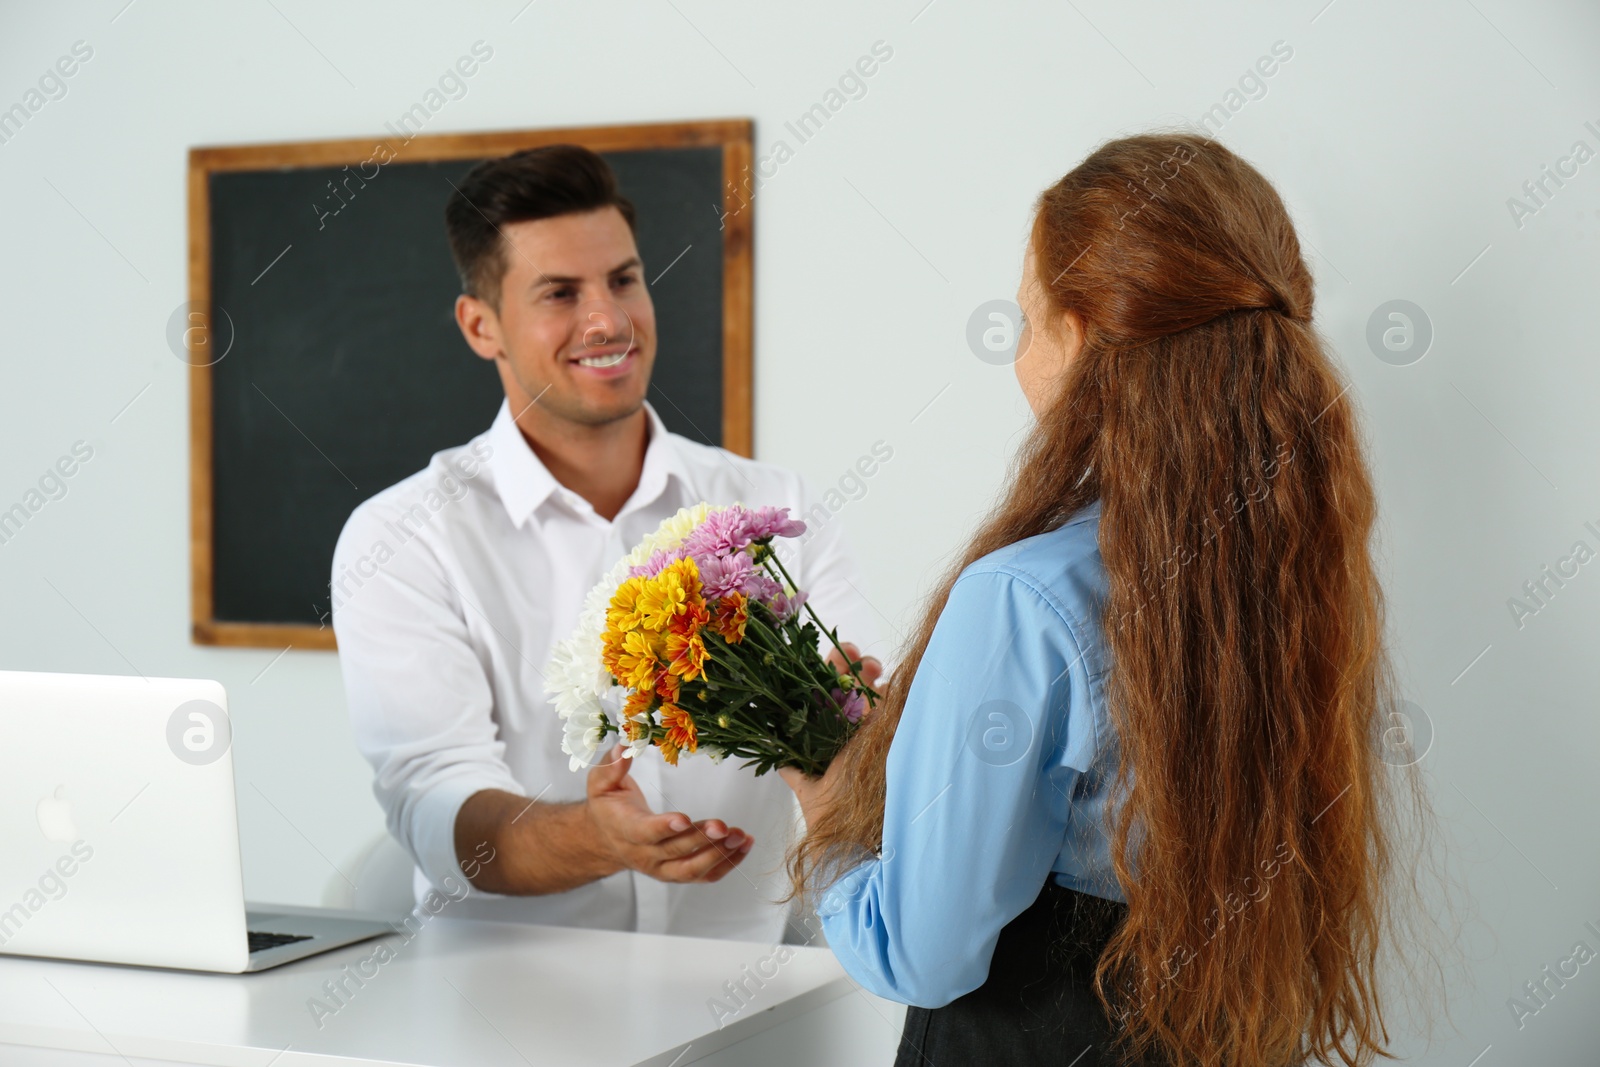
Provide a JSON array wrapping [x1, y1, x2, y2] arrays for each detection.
[[790, 133, 1442, 1067]]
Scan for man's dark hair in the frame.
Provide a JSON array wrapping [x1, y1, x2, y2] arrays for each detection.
[[444, 144, 636, 308]]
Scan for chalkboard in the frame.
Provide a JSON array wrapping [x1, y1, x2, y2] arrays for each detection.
[[187, 121, 754, 649]]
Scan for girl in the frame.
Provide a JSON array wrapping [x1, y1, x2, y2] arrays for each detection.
[[783, 133, 1418, 1067]]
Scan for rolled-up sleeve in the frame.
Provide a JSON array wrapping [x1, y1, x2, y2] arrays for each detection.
[[817, 568, 1102, 1007], [331, 499, 525, 892]]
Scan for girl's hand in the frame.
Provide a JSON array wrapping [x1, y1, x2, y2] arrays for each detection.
[[780, 758, 847, 827], [787, 645, 880, 825]]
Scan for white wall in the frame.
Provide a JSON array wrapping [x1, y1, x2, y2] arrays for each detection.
[[2, 1, 1598, 1062]]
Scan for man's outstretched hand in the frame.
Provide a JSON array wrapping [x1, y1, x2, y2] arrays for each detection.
[[585, 746, 754, 884], [827, 641, 883, 692], [455, 648, 875, 896]]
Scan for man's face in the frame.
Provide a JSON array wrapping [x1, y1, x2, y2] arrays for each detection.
[[469, 206, 657, 427]]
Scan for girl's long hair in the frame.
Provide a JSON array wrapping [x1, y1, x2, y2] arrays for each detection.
[[790, 133, 1434, 1067]]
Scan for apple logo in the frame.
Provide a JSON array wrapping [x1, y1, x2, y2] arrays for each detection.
[[35, 786, 77, 843]]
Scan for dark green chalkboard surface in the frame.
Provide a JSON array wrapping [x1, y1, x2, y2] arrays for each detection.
[[187, 121, 753, 648]]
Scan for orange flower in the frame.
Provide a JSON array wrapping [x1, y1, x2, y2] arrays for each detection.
[[600, 628, 627, 680], [620, 690, 655, 744], [710, 592, 749, 644], [671, 598, 711, 636], [622, 689, 655, 724], [660, 703, 698, 760], [665, 628, 709, 681], [655, 671, 681, 703], [626, 717, 650, 743]]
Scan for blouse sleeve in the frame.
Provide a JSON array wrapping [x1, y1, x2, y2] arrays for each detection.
[[816, 567, 1103, 1007]]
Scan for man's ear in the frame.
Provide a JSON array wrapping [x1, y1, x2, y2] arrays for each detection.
[[455, 293, 502, 362]]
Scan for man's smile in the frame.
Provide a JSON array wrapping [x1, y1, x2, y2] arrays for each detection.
[[570, 344, 638, 377]]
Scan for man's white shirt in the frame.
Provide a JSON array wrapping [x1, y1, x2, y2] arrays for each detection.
[[332, 399, 880, 942]]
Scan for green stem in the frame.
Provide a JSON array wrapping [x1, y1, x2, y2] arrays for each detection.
[[718, 733, 813, 769], [696, 643, 844, 764], [760, 548, 878, 701], [736, 617, 835, 694], [701, 643, 798, 711]]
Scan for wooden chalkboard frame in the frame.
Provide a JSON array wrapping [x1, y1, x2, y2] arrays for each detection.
[[187, 119, 754, 650]]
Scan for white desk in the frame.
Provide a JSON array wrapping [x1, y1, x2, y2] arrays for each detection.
[[0, 905, 906, 1066]]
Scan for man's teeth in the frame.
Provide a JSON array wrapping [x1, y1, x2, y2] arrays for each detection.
[[577, 351, 629, 368]]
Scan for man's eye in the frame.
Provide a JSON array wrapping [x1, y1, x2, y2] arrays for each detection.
[[613, 275, 637, 289], [548, 288, 575, 301]]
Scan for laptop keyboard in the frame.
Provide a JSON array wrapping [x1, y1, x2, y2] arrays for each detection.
[[248, 930, 313, 953]]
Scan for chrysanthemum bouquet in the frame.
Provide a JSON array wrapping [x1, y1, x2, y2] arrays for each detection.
[[545, 504, 876, 777]]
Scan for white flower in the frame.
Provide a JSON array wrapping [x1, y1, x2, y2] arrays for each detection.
[[560, 699, 608, 771], [546, 640, 598, 713], [543, 502, 719, 770], [614, 504, 712, 570]]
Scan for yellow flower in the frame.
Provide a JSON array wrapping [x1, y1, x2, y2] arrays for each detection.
[[606, 576, 648, 634], [637, 558, 703, 632], [612, 630, 663, 691]]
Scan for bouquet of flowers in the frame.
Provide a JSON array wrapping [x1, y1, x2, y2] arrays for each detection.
[[544, 503, 876, 777]]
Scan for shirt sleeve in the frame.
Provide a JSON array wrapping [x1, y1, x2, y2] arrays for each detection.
[[331, 499, 526, 893], [816, 567, 1103, 1007]]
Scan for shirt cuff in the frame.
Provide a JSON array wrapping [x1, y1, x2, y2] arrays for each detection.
[[406, 776, 514, 894], [815, 858, 900, 1001]]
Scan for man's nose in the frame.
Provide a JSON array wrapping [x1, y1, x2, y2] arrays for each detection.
[[575, 297, 632, 349]]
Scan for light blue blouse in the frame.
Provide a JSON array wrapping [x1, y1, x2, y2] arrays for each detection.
[[816, 500, 1125, 1008]]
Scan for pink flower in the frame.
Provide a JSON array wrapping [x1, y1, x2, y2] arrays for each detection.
[[831, 687, 867, 724], [748, 505, 807, 541], [738, 572, 781, 606], [684, 505, 806, 560], [767, 588, 808, 621], [628, 547, 686, 579], [697, 552, 756, 599]]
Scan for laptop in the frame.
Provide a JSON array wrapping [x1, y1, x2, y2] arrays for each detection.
[[0, 669, 391, 972]]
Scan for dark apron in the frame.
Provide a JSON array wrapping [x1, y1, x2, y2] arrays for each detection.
[[893, 879, 1166, 1067]]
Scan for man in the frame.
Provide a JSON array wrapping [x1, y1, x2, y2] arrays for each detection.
[[332, 144, 881, 942]]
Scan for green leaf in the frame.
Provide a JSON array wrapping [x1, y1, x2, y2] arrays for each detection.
[[785, 703, 810, 736]]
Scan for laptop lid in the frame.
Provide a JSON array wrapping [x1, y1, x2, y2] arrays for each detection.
[[0, 669, 250, 972]]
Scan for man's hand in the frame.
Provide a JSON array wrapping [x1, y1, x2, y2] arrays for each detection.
[[827, 641, 883, 691], [585, 746, 754, 883]]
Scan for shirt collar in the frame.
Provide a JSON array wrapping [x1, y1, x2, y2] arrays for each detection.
[[1069, 498, 1102, 526], [487, 399, 691, 529]]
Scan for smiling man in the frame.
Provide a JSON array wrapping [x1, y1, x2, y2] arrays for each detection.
[[331, 145, 880, 942]]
